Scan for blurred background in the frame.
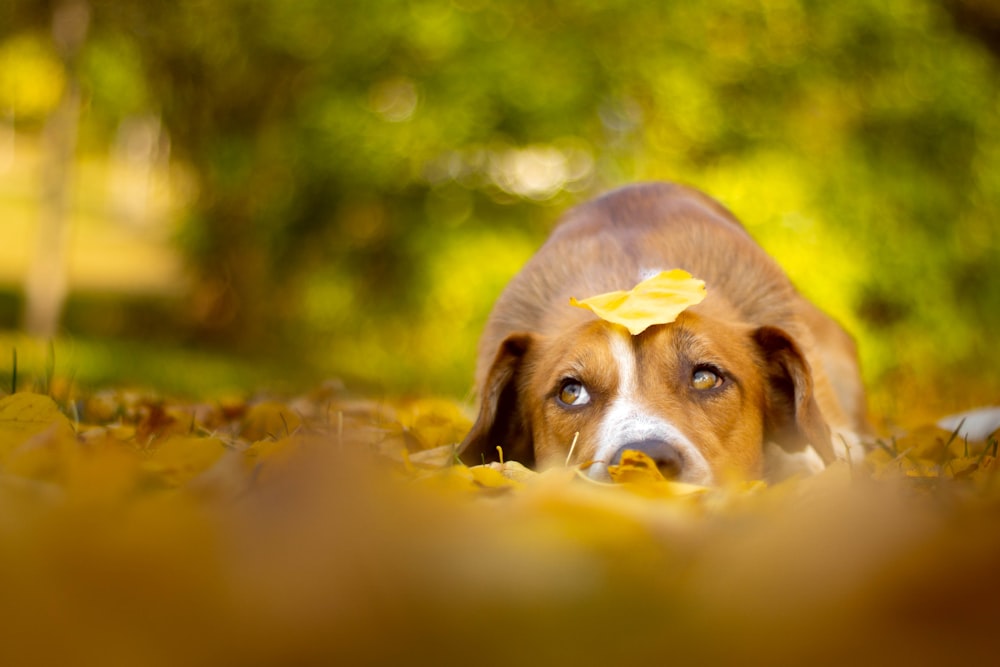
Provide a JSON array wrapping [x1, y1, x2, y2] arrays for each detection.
[[0, 0, 997, 427]]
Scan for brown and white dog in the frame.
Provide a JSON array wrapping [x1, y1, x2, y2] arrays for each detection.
[[460, 182, 869, 484]]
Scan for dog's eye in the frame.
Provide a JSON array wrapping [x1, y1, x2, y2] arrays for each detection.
[[691, 367, 723, 391], [557, 380, 591, 407]]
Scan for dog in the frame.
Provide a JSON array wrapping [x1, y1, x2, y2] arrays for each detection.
[[459, 182, 869, 484]]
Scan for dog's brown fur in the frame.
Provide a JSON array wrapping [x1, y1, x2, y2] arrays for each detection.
[[461, 182, 868, 482]]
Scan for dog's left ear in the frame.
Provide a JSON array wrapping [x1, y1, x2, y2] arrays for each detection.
[[458, 333, 536, 467], [754, 326, 836, 465]]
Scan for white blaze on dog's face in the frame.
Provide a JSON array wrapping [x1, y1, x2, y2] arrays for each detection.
[[522, 312, 768, 483]]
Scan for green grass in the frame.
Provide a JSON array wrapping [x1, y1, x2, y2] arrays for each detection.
[[0, 332, 319, 400]]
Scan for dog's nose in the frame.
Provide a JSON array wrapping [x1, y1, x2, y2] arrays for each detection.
[[610, 439, 683, 479]]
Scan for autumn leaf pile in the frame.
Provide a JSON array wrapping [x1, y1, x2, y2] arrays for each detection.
[[1, 386, 1000, 667]]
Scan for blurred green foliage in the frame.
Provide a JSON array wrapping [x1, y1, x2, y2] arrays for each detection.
[[1, 0, 998, 423]]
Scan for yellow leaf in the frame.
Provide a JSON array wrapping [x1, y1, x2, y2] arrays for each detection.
[[607, 449, 667, 484], [893, 425, 955, 461], [141, 435, 228, 487], [0, 393, 76, 461], [462, 460, 535, 490], [902, 458, 940, 478], [602, 450, 714, 501], [248, 434, 298, 463], [570, 269, 707, 335], [66, 446, 143, 505], [405, 443, 461, 469], [3, 421, 80, 483], [395, 398, 472, 450], [972, 455, 997, 485], [946, 456, 981, 479], [243, 435, 301, 484], [241, 401, 302, 441]]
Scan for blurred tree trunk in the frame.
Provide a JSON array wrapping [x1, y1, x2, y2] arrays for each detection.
[[23, 0, 89, 337]]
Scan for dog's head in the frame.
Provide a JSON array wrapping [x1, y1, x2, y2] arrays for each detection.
[[459, 310, 835, 483]]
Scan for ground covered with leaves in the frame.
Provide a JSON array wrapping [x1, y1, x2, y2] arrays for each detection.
[[1, 384, 999, 666]]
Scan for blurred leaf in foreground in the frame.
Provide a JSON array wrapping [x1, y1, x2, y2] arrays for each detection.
[[0, 386, 998, 666], [0, 393, 75, 458]]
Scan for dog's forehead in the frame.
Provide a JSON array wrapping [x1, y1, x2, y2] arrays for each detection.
[[545, 310, 745, 359], [640, 310, 758, 360]]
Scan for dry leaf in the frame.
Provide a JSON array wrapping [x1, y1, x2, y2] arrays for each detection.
[[607, 449, 668, 484], [3, 382, 1000, 667], [242, 401, 302, 441], [570, 269, 707, 335], [141, 435, 229, 487], [395, 398, 472, 450], [0, 393, 76, 460]]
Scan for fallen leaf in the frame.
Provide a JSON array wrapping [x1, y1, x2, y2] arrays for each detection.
[[247, 434, 298, 471], [607, 449, 667, 484], [570, 269, 707, 335], [469, 463, 522, 490], [0, 393, 76, 460], [141, 435, 229, 487], [242, 401, 302, 441], [395, 398, 472, 450], [405, 443, 461, 469]]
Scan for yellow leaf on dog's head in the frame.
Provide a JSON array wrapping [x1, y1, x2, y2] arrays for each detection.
[[570, 269, 707, 335]]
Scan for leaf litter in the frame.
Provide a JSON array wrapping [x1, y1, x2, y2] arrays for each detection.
[[0, 387, 999, 666]]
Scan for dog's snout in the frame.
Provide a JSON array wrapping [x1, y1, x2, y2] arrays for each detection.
[[610, 439, 683, 479]]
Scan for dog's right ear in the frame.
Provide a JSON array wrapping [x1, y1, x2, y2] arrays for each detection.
[[754, 326, 836, 465], [459, 333, 535, 467]]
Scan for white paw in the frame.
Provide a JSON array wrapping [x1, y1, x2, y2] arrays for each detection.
[[938, 407, 1000, 442]]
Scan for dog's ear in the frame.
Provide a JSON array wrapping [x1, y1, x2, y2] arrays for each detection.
[[459, 333, 536, 467], [754, 326, 836, 465]]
